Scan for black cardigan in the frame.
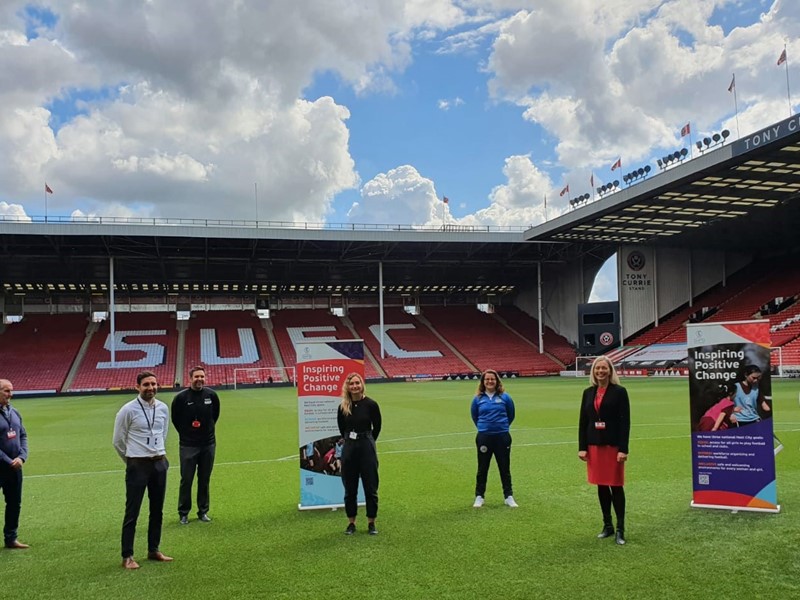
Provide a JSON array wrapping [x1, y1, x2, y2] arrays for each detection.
[[578, 383, 631, 454]]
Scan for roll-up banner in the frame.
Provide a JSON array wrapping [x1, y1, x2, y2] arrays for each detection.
[[296, 340, 365, 510], [687, 320, 779, 512]]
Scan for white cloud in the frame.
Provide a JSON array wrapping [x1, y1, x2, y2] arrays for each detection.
[[0, 0, 798, 230], [0, 201, 31, 222], [437, 96, 465, 110], [485, 0, 800, 173], [455, 155, 560, 227], [348, 165, 443, 225]]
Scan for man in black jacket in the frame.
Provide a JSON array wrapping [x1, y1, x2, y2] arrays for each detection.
[[172, 366, 220, 525]]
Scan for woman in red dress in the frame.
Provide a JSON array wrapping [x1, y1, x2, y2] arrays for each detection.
[[578, 357, 631, 545]]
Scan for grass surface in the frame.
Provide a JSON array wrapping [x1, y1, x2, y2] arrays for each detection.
[[7, 377, 800, 599]]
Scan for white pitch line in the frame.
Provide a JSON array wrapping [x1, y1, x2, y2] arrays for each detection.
[[25, 433, 694, 480]]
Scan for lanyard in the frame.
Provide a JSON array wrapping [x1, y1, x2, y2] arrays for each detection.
[[1, 406, 13, 430], [137, 399, 156, 438]]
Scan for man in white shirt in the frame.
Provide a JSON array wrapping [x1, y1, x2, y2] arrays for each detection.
[[112, 371, 173, 569]]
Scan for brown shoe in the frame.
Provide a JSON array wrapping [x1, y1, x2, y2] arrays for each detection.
[[121, 557, 140, 569], [147, 551, 173, 562], [5, 540, 30, 549]]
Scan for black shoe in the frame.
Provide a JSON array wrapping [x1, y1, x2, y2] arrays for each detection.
[[597, 525, 614, 539], [368, 523, 378, 536], [615, 530, 626, 545], [344, 523, 356, 536], [179, 515, 189, 525], [197, 513, 212, 523]]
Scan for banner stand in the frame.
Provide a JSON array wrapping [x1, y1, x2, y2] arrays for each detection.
[[296, 340, 366, 511], [687, 319, 780, 514]]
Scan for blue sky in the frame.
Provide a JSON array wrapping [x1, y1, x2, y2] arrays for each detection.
[[0, 0, 797, 300]]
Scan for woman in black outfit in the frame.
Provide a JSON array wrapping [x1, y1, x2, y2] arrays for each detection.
[[578, 356, 630, 545], [337, 373, 382, 535]]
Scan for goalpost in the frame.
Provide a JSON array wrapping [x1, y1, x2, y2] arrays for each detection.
[[233, 366, 296, 389], [573, 356, 600, 376]]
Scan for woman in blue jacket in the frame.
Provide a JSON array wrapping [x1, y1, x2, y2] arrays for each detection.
[[470, 369, 517, 508]]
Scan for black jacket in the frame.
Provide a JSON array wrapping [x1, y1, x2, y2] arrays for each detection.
[[578, 383, 630, 454], [171, 387, 221, 446]]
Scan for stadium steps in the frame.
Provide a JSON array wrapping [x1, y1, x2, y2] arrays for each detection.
[[261, 318, 287, 371], [491, 313, 566, 369], [342, 316, 388, 378], [414, 314, 478, 372], [174, 320, 188, 387], [62, 320, 99, 392]]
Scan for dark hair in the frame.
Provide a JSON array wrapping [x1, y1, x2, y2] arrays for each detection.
[[189, 366, 206, 377], [744, 365, 762, 376], [137, 371, 157, 385]]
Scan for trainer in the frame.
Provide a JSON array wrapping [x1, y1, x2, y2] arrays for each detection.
[[171, 366, 220, 525], [0, 379, 29, 549], [113, 371, 172, 569]]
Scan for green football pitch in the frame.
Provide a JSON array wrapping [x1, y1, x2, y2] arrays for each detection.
[[7, 377, 800, 599]]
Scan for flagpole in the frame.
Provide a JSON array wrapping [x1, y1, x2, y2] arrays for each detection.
[[543, 194, 547, 222], [731, 73, 740, 139], [688, 123, 694, 159], [783, 44, 792, 117], [44, 183, 48, 221]]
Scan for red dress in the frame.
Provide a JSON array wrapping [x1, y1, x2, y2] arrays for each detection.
[[586, 387, 625, 486]]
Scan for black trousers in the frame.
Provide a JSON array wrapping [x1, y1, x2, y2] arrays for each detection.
[[178, 444, 216, 517], [341, 436, 379, 519], [475, 432, 513, 498], [121, 457, 169, 558], [0, 464, 23, 544]]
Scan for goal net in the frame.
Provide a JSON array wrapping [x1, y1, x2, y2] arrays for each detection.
[[233, 366, 296, 389]]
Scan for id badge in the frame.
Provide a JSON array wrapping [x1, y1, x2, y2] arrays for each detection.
[[7, 429, 16, 439], [192, 420, 201, 428], [594, 421, 606, 430], [349, 431, 358, 440]]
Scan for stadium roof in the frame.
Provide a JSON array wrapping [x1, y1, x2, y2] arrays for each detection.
[[0, 220, 608, 293], [525, 113, 800, 252]]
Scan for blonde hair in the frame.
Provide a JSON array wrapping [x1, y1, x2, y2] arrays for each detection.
[[339, 373, 365, 416], [589, 356, 620, 386], [476, 369, 505, 395]]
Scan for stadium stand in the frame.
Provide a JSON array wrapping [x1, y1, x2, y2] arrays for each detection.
[[626, 272, 755, 346], [271, 309, 382, 379], [68, 313, 179, 391], [182, 311, 281, 386], [0, 314, 87, 392], [493, 305, 576, 367], [422, 305, 563, 375], [347, 307, 472, 377]]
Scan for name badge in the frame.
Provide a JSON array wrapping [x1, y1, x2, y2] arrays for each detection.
[[349, 431, 358, 440], [594, 422, 606, 430], [192, 420, 201, 428], [7, 430, 17, 439]]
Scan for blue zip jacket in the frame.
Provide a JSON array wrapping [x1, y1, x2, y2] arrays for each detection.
[[471, 392, 515, 434]]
